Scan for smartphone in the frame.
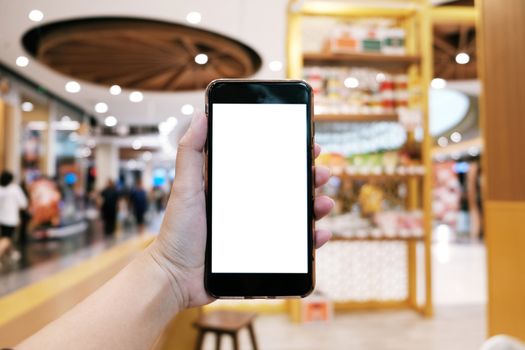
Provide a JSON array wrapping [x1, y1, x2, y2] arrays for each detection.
[[204, 79, 315, 298]]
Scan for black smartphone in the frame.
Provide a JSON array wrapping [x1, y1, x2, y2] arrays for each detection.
[[204, 79, 315, 298]]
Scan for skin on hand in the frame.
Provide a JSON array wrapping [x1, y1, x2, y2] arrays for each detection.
[[148, 114, 334, 310]]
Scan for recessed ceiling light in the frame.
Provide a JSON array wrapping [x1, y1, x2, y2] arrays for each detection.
[[344, 77, 359, 88], [132, 140, 142, 150], [95, 102, 108, 113], [127, 159, 137, 169], [269, 60, 283, 72], [158, 121, 173, 136], [16, 56, 29, 67], [186, 11, 202, 24], [28, 9, 44, 22], [181, 104, 194, 115], [61, 115, 71, 122], [376, 73, 386, 82], [142, 151, 153, 161], [104, 115, 117, 127], [129, 91, 143, 103], [431, 78, 446, 89], [65, 81, 81, 93], [450, 131, 462, 143], [194, 53, 208, 65], [455, 52, 470, 65], [167, 116, 179, 127], [109, 85, 122, 95], [21, 101, 34, 112], [437, 136, 448, 147]]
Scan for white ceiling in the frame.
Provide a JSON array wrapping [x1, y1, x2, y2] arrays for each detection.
[[0, 0, 288, 128]]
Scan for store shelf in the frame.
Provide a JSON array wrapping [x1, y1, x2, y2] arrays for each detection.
[[304, 52, 421, 67], [331, 234, 424, 242], [314, 113, 398, 122], [343, 174, 424, 181]]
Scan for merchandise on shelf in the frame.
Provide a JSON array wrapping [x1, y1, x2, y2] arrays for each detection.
[[304, 67, 410, 115], [328, 24, 406, 55]]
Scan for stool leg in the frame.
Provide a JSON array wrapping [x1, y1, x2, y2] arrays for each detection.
[[215, 333, 222, 350], [194, 330, 205, 350], [248, 324, 259, 350], [231, 332, 240, 350]]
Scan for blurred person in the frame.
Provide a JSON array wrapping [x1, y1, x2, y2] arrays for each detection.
[[152, 185, 165, 212], [100, 179, 119, 236], [15, 114, 334, 350], [129, 179, 149, 232], [18, 178, 31, 246], [0, 170, 28, 262]]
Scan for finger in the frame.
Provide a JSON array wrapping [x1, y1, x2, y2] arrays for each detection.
[[315, 166, 330, 188], [314, 195, 334, 220], [314, 143, 321, 159], [173, 114, 207, 193], [315, 229, 333, 249]]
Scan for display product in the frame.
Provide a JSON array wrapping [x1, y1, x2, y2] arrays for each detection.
[[205, 80, 315, 298]]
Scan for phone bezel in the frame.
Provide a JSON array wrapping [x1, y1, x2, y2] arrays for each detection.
[[204, 79, 315, 298]]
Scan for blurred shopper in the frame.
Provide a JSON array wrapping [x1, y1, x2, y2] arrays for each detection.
[[130, 180, 148, 232], [100, 179, 119, 236], [151, 185, 165, 212], [18, 178, 31, 245], [0, 171, 28, 262]]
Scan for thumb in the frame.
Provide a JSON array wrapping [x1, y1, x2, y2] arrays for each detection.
[[172, 114, 207, 195]]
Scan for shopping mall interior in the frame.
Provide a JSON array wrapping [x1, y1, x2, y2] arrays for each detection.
[[0, 0, 524, 349]]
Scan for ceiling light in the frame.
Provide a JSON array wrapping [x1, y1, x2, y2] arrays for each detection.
[[455, 52, 470, 65], [194, 53, 208, 65], [269, 60, 283, 72], [28, 9, 44, 22], [468, 147, 479, 157], [376, 73, 386, 82], [61, 115, 71, 122], [132, 140, 142, 150], [181, 104, 194, 115], [450, 131, 462, 143], [142, 151, 153, 161], [167, 116, 179, 127], [16, 56, 29, 67], [186, 11, 202, 24], [21, 101, 34, 112], [437, 136, 448, 147], [431, 78, 446, 89], [95, 102, 108, 113], [65, 81, 81, 93], [104, 115, 117, 127], [344, 77, 359, 88], [109, 85, 121, 95], [116, 124, 129, 136], [129, 91, 143, 103]]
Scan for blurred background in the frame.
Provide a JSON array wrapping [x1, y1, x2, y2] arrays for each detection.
[[0, 0, 523, 349]]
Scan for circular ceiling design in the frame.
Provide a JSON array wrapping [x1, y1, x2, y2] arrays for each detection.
[[22, 17, 262, 92]]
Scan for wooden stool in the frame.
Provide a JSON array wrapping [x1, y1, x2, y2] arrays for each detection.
[[193, 310, 258, 350]]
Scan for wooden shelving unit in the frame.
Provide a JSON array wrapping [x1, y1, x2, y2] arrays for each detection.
[[304, 52, 421, 67], [314, 113, 398, 122], [287, 0, 434, 320]]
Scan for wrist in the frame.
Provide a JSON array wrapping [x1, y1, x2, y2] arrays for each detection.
[[144, 240, 190, 311]]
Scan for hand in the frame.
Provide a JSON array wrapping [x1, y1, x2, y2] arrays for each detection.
[[148, 114, 334, 310]]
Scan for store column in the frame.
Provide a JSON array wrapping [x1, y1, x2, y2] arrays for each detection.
[[95, 143, 119, 190], [479, 0, 525, 341]]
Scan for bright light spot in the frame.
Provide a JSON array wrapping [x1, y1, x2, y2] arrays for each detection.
[[376, 73, 386, 82], [468, 147, 479, 157], [434, 224, 452, 264], [65, 81, 81, 93], [116, 124, 129, 136], [142, 151, 153, 161], [82, 148, 92, 157], [194, 53, 208, 65], [21, 101, 34, 112], [186, 11, 202, 24], [455, 52, 470, 65], [61, 115, 71, 122], [269, 60, 283, 72], [27, 121, 47, 130], [431, 78, 447, 89], [94, 102, 108, 113], [158, 121, 172, 136], [16, 56, 29, 67], [28, 9, 44, 22], [132, 140, 142, 150], [450, 131, 462, 143], [167, 116, 179, 127], [87, 139, 96, 148], [344, 77, 359, 88], [181, 104, 194, 115], [437, 136, 449, 147], [127, 159, 137, 169], [451, 152, 461, 160], [104, 115, 117, 127], [109, 85, 121, 95], [129, 91, 143, 103]]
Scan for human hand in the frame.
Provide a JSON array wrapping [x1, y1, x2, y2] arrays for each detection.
[[148, 114, 334, 310]]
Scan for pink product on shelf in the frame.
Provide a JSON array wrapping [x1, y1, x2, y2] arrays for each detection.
[[373, 211, 423, 236]]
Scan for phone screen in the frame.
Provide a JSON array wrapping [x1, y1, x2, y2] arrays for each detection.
[[211, 103, 308, 274]]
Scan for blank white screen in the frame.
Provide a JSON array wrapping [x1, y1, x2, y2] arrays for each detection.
[[211, 103, 307, 273]]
